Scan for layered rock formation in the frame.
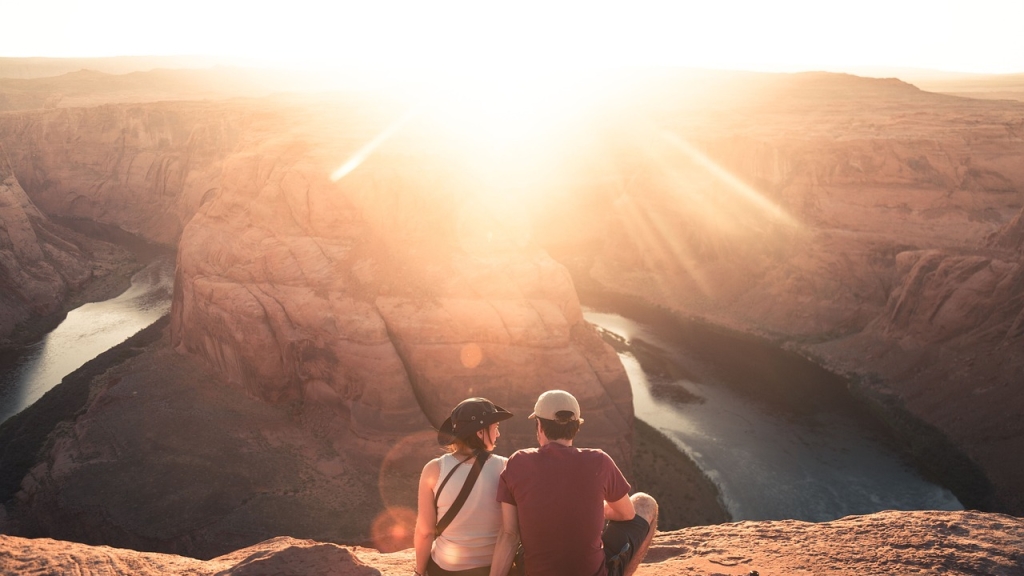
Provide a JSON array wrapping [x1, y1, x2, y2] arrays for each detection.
[[0, 96, 631, 459], [2, 324, 392, 558], [3, 510, 1022, 575], [1, 91, 632, 554], [0, 146, 84, 339], [0, 102, 242, 245], [0, 144, 136, 344], [552, 72, 1024, 514], [169, 102, 632, 462]]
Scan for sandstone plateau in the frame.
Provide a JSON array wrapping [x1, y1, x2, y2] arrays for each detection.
[[2, 510, 1022, 575], [1, 63, 1023, 563]]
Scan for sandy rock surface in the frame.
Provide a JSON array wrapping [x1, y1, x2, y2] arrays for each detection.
[[642, 510, 1024, 575], [2, 510, 1022, 576]]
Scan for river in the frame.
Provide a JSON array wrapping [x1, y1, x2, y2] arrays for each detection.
[[0, 258, 964, 521], [582, 296, 963, 522], [0, 256, 175, 425]]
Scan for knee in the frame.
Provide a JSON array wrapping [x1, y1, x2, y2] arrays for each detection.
[[630, 492, 658, 525]]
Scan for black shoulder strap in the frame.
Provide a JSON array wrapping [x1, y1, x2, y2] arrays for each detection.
[[433, 455, 471, 510], [435, 451, 490, 538]]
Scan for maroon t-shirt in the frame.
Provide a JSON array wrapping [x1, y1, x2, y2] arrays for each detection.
[[496, 443, 631, 576]]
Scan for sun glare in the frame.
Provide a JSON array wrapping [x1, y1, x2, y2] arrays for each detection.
[[416, 68, 600, 162], [330, 67, 600, 180], [331, 106, 420, 182], [330, 66, 605, 240], [426, 73, 555, 140]]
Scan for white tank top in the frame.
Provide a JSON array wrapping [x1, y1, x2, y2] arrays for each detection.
[[431, 452, 507, 571]]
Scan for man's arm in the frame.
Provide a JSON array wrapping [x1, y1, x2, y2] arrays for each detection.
[[604, 492, 636, 522], [489, 503, 520, 576]]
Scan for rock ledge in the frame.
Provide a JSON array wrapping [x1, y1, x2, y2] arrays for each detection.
[[2, 510, 1021, 575]]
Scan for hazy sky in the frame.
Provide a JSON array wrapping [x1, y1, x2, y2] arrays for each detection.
[[2, 0, 1022, 74]]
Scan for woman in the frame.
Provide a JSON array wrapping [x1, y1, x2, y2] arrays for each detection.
[[414, 397, 513, 576]]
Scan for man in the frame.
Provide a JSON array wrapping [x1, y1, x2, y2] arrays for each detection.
[[490, 390, 658, 576]]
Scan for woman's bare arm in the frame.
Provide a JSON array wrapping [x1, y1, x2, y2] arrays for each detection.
[[414, 458, 441, 575]]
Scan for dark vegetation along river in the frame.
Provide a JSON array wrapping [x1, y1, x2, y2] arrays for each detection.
[[581, 291, 963, 522]]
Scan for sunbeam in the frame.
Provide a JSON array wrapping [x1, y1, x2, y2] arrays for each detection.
[[330, 106, 420, 182], [612, 194, 713, 297], [661, 131, 798, 227], [605, 123, 803, 300]]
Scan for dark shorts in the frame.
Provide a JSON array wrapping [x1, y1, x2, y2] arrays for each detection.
[[426, 557, 490, 576], [603, 515, 651, 576]]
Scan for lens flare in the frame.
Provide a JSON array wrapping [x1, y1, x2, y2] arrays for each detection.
[[378, 430, 437, 512], [330, 106, 420, 182], [370, 506, 416, 552], [460, 343, 484, 368]]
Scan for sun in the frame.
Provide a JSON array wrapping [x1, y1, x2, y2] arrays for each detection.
[[332, 65, 604, 202]]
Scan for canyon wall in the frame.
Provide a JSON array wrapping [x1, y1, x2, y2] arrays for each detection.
[[0, 100, 252, 343], [0, 94, 634, 459], [0, 95, 632, 555], [0, 102, 244, 245], [0, 144, 136, 343], [168, 101, 633, 460], [556, 73, 1024, 513], [0, 148, 86, 340]]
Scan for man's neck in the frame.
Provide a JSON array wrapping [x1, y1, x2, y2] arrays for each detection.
[[539, 438, 573, 448]]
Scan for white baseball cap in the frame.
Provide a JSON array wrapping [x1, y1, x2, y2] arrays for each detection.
[[528, 390, 584, 423]]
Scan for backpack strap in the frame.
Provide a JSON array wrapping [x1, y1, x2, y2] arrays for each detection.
[[435, 451, 490, 538]]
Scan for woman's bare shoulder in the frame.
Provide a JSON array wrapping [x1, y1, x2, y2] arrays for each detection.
[[421, 454, 444, 479]]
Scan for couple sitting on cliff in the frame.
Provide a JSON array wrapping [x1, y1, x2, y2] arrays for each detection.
[[413, 390, 659, 576]]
